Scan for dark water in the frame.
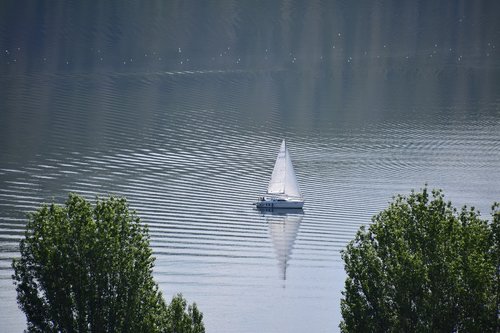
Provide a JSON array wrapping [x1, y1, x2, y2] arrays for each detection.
[[1, 1, 500, 332]]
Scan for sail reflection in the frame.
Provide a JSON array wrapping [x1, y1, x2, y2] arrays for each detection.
[[260, 209, 303, 280]]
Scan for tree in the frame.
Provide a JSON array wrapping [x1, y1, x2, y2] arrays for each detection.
[[12, 194, 204, 333], [166, 293, 205, 333], [340, 187, 499, 333]]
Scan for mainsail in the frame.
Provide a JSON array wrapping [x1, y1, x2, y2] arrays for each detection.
[[267, 140, 302, 198]]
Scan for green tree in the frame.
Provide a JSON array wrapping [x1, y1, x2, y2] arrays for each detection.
[[340, 187, 499, 333], [166, 293, 205, 333], [12, 194, 204, 333]]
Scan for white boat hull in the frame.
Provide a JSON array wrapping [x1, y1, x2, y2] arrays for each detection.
[[254, 198, 304, 209]]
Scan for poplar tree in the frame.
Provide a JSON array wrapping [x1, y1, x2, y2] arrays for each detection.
[[12, 194, 204, 333], [340, 188, 499, 333]]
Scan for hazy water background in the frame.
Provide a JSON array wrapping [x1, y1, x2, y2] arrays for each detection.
[[1, 1, 500, 332]]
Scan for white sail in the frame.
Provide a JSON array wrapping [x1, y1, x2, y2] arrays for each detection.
[[267, 140, 302, 198]]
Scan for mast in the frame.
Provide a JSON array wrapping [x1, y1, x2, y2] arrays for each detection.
[[283, 139, 287, 195]]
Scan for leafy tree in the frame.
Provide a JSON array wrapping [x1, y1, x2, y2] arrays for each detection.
[[167, 293, 205, 333], [12, 194, 204, 333], [340, 187, 499, 333]]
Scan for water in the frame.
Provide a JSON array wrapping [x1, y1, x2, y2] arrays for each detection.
[[1, 1, 500, 332]]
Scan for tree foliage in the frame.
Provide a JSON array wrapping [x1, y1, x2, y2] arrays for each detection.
[[12, 194, 204, 333], [340, 187, 500, 333]]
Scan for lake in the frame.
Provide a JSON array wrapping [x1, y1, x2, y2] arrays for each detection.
[[1, 1, 499, 332]]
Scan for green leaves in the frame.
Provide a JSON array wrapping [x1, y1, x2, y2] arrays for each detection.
[[340, 187, 500, 332], [12, 193, 204, 333], [166, 294, 204, 333]]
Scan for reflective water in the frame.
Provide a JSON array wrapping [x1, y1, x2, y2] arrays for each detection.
[[1, 1, 500, 332]]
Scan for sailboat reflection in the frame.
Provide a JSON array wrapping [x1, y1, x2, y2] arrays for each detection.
[[259, 208, 303, 280]]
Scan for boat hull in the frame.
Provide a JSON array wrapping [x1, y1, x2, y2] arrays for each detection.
[[254, 198, 304, 209]]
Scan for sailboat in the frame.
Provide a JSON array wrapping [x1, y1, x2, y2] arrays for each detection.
[[254, 139, 304, 209]]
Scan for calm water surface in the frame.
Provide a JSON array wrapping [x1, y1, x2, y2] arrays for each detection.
[[1, 1, 500, 332]]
